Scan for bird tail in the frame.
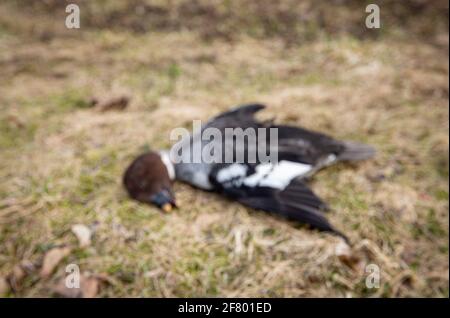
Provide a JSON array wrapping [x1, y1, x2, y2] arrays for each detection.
[[338, 141, 376, 161]]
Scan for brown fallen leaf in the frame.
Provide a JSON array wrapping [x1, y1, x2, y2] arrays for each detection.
[[53, 273, 101, 298], [20, 259, 36, 274], [94, 96, 130, 112], [6, 113, 25, 129], [7, 264, 26, 291], [82, 276, 100, 298], [0, 276, 10, 296], [12, 265, 25, 281], [335, 241, 363, 271], [40, 246, 72, 278], [71, 224, 92, 248], [93, 273, 117, 286]]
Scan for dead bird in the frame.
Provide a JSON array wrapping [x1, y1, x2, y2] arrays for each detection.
[[123, 104, 375, 242]]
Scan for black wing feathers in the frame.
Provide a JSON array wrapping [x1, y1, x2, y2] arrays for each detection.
[[280, 182, 330, 211], [217, 176, 347, 241], [210, 104, 375, 165], [205, 104, 375, 242], [213, 103, 266, 120], [274, 124, 375, 163]]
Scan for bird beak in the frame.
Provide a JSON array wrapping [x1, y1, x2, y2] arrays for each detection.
[[150, 190, 176, 213], [161, 203, 173, 213]]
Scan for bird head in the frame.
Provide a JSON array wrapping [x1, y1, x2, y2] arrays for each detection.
[[123, 151, 176, 212]]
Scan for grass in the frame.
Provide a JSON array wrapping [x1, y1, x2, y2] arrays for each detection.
[[0, 1, 448, 297]]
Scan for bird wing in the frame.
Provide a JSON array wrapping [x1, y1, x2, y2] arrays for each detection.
[[204, 103, 267, 130], [274, 124, 375, 165], [210, 162, 347, 241], [207, 105, 375, 166]]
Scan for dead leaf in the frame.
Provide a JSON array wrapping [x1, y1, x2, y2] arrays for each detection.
[[0, 276, 10, 296], [53, 273, 101, 298], [20, 259, 36, 274], [7, 264, 26, 291], [71, 224, 92, 247], [81, 276, 100, 298], [40, 246, 71, 278], [93, 273, 117, 286], [6, 113, 25, 129], [94, 96, 130, 112], [335, 241, 363, 271], [12, 265, 25, 281]]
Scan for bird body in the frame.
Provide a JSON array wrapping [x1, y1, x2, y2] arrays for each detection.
[[124, 104, 375, 241]]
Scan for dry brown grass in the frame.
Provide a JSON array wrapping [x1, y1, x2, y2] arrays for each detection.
[[0, 1, 448, 297]]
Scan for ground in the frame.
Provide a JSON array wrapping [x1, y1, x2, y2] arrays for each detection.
[[0, 1, 448, 297]]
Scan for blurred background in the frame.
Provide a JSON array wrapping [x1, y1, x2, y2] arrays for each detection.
[[0, 0, 448, 297]]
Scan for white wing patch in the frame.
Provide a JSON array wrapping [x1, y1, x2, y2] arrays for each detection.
[[216, 161, 311, 190], [216, 163, 248, 183], [242, 163, 272, 187], [243, 160, 311, 190]]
